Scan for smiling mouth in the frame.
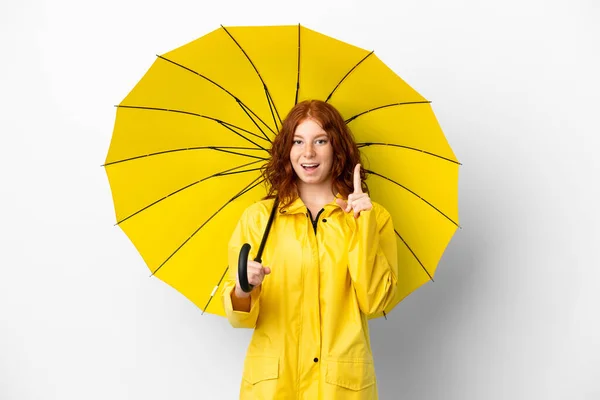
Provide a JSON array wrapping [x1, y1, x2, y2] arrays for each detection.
[[301, 163, 319, 171]]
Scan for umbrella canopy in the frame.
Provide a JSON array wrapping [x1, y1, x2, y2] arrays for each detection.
[[104, 25, 460, 318]]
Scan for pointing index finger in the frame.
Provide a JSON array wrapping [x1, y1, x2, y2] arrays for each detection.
[[353, 164, 362, 194]]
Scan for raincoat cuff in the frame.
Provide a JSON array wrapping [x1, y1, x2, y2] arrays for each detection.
[[222, 283, 261, 328]]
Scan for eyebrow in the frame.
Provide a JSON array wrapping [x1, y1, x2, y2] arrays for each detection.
[[293, 133, 329, 139]]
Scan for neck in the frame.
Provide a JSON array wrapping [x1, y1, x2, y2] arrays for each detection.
[[297, 180, 336, 207]]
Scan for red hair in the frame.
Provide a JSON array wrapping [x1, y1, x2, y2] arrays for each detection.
[[262, 100, 367, 209]]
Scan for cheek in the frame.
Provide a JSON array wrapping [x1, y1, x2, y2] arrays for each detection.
[[325, 148, 334, 164], [289, 150, 302, 167]]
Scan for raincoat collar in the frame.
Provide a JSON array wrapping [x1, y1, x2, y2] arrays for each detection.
[[279, 193, 345, 216]]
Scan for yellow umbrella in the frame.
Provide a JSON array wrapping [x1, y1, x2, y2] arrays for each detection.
[[104, 25, 460, 318]]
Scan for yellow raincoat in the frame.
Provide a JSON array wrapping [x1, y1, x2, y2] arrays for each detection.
[[222, 195, 398, 399]]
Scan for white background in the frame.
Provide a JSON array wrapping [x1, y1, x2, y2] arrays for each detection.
[[1, 0, 599, 399]]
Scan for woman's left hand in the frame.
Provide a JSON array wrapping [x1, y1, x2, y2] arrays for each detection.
[[336, 164, 373, 218]]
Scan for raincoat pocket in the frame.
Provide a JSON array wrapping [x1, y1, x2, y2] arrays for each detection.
[[242, 355, 279, 385], [325, 358, 376, 391]]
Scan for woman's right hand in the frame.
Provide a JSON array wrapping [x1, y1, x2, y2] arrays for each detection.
[[235, 260, 271, 298]]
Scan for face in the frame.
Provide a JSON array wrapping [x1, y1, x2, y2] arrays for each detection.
[[290, 118, 334, 188]]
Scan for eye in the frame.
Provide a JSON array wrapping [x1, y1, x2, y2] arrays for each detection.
[[316, 139, 328, 145], [293, 139, 303, 145]]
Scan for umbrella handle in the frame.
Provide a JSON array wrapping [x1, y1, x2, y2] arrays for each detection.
[[238, 243, 258, 293], [237, 197, 277, 294]]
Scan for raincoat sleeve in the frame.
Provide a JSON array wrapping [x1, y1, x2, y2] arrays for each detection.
[[345, 203, 398, 318], [221, 206, 263, 329]]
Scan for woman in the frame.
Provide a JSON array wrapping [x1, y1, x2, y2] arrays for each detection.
[[222, 100, 398, 399]]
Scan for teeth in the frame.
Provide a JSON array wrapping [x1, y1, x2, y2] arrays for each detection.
[[302, 164, 318, 167]]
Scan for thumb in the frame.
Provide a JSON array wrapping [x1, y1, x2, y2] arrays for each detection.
[[263, 266, 271, 275]]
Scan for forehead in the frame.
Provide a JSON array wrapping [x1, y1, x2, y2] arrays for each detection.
[[294, 118, 328, 137]]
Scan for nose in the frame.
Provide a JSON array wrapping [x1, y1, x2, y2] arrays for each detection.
[[304, 143, 316, 158]]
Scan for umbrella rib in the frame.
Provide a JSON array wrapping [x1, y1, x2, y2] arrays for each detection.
[[367, 169, 459, 227], [201, 266, 229, 315], [345, 101, 432, 123], [103, 146, 268, 167], [116, 105, 269, 149], [235, 177, 266, 199], [394, 230, 434, 282], [209, 147, 267, 160], [115, 161, 263, 225], [265, 88, 281, 132], [157, 55, 276, 139], [325, 51, 374, 103], [295, 23, 301, 105], [235, 101, 274, 143], [358, 142, 461, 165], [151, 176, 266, 276], [220, 25, 283, 132]]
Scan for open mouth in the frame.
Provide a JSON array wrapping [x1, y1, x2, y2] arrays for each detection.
[[301, 163, 319, 171]]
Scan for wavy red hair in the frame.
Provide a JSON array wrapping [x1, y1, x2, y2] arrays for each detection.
[[262, 100, 367, 209]]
